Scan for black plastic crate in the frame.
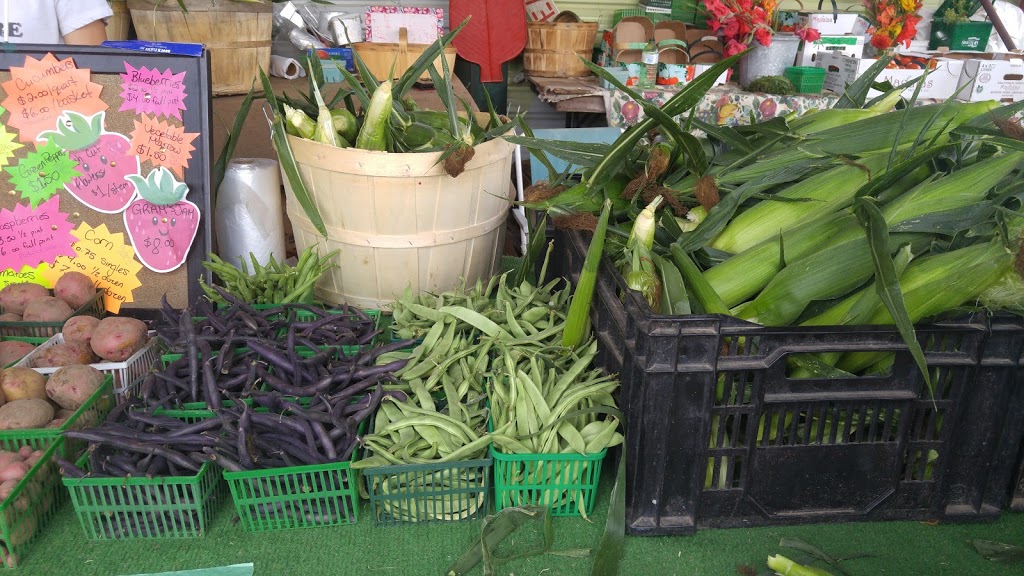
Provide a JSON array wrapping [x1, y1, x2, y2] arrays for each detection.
[[554, 229, 1024, 535]]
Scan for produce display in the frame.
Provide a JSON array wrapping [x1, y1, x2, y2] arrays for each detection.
[[199, 247, 338, 306], [521, 57, 1024, 382], [0, 365, 105, 430], [0, 274, 103, 338], [0, 444, 59, 568], [0, 341, 36, 367]]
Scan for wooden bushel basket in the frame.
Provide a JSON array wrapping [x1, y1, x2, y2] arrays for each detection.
[[126, 0, 272, 96], [523, 21, 599, 78], [106, 0, 131, 41], [352, 28, 457, 83]]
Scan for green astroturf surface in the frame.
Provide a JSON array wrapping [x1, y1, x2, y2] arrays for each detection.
[[14, 465, 1024, 576]]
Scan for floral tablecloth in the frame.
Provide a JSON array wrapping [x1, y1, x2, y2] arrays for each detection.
[[605, 84, 841, 129]]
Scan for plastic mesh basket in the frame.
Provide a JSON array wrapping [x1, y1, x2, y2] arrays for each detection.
[[0, 440, 65, 568], [224, 457, 361, 532], [0, 291, 105, 339], [363, 458, 492, 526], [0, 376, 115, 458], [15, 334, 160, 402], [491, 447, 605, 517], [62, 411, 224, 540]]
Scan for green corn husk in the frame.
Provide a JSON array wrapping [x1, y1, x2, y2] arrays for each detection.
[[835, 241, 1016, 373], [283, 103, 316, 140]]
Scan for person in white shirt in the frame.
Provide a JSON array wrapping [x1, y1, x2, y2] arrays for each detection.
[[2, 0, 113, 45]]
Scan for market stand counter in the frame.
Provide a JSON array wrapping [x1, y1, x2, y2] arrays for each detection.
[[211, 75, 478, 161]]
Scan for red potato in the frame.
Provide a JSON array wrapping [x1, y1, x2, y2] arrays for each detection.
[[0, 368, 44, 402], [0, 284, 48, 315], [61, 316, 100, 347], [22, 297, 73, 323], [0, 479, 16, 501], [90, 317, 148, 361], [0, 462, 28, 483], [53, 272, 96, 310], [0, 341, 35, 366], [44, 418, 66, 429], [0, 453, 22, 471], [31, 342, 97, 368], [46, 364, 104, 410], [16, 447, 30, 460]]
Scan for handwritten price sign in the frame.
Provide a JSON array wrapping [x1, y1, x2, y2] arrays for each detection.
[[0, 263, 52, 291], [0, 116, 24, 169], [119, 64, 188, 120], [43, 222, 143, 313], [129, 116, 197, 178], [1, 53, 107, 143], [5, 140, 80, 207], [0, 196, 76, 272]]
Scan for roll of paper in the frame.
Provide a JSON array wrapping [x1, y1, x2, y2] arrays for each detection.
[[216, 159, 287, 272], [269, 55, 306, 80]]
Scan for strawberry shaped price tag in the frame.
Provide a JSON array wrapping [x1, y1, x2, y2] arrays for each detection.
[[39, 111, 140, 214], [124, 167, 200, 273], [4, 139, 81, 207]]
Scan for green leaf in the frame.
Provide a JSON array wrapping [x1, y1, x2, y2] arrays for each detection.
[[513, 213, 549, 287], [445, 506, 552, 576], [503, 136, 609, 169], [590, 450, 626, 576], [834, 53, 895, 109], [213, 80, 257, 206], [853, 197, 932, 400], [585, 50, 747, 192], [259, 68, 327, 237], [393, 17, 470, 100], [971, 540, 1024, 563]]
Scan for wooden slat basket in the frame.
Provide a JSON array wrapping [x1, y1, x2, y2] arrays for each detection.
[[352, 28, 457, 83], [126, 0, 272, 96], [523, 21, 599, 78]]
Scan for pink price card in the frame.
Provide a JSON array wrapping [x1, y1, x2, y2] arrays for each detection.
[[0, 196, 77, 272], [118, 64, 188, 121], [365, 6, 443, 44]]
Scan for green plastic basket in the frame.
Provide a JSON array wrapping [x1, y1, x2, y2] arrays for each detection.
[[928, 20, 993, 51], [224, 456, 361, 532], [0, 336, 46, 368], [0, 376, 114, 459], [491, 446, 606, 517], [0, 290, 105, 339], [784, 66, 826, 94], [363, 458, 492, 526], [62, 412, 224, 540], [0, 440, 65, 568]]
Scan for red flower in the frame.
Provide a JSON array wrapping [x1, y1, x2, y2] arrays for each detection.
[[795, 26, 822, 42], [753, 25, 773, 46], [871, 32, 893, 50], [725, 39, 749, 57]]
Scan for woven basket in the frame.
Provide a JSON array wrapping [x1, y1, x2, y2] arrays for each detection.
[[107, 0, 131, 41], [352, 28, 457, 83], [523, 21, 599, 78], [127, 0, 272, 96]]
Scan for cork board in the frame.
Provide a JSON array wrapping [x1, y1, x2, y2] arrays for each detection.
[[0, 46, 213, 313]]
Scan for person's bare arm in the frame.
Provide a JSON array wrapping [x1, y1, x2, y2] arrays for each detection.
[[63, 20, 107, 45]]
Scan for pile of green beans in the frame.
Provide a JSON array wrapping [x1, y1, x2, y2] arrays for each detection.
[[200, 248, 338, 305]]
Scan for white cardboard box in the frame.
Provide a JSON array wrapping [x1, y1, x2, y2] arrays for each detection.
[[818, 53, 965, 100], [796, 34, 865, 67], [798, 11, 863, 35], [955, 58, 1024, 102]]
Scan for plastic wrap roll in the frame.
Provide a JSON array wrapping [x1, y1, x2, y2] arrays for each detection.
[[216, 159, 286, 271], [269, 55, 306, 80]]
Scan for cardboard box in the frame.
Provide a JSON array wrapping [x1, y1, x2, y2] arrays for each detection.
[[798, 11, 862, 35], [955, 58, 1024, 102], [657, 62, 729, 87], [796, 34, 865, 67], [818, 52, 965, 100]]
